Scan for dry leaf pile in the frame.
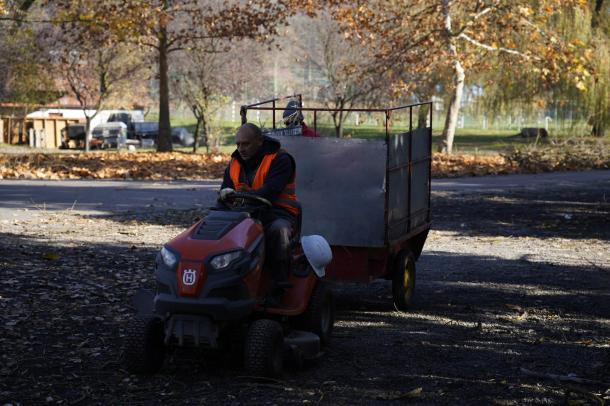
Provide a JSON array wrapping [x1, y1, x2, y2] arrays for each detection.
[[503, 140, 610, 173], [432, 154, 513, 177], [1, 142, 608, 181], [0, 152, 229, 180]]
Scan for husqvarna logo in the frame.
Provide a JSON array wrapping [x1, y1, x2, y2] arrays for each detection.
[[182, 269, 197, 286]]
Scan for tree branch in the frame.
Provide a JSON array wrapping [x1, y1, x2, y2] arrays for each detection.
[[458, 32, 540, 60], [0, 16, 88, 24], [472, 7, 493, 20]]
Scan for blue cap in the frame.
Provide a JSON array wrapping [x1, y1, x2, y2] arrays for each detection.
[[283, 100, 303, 120]]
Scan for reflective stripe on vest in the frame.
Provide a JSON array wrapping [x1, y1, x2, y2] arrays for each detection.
[[229, 152, 299, 216]]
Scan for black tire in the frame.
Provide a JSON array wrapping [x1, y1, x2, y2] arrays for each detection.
[[392, 251, 416, 311], [244, 319, 284, 377], [298, 281, 335, 346], [122, 316, 165, 374]]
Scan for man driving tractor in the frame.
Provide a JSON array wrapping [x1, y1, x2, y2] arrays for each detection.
[[219, 123, 300, 303]]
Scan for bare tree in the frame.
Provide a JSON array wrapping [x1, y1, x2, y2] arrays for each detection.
[[44, 23, 146, 151], [172, 39, 269, 152], [51, 0, 290, 152], [287, 14, 386, 137], [171, 43, 225, 153]]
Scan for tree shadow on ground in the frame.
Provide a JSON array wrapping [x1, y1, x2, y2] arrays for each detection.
[[1, 232, 608, 405], [432, 184, 610, 241]]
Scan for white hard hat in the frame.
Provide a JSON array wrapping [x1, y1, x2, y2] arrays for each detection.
[[301, 235, 333, 278]]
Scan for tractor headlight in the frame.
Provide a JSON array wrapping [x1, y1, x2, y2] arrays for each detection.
[[210, 251, 242, 271], [160, 246, 177, 268]]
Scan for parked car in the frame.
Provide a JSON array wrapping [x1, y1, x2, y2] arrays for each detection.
[[171, 127, 195, 147], [91, 122, 128, 149], [132, 123, 195, 148], [133, 122, 158, 148]]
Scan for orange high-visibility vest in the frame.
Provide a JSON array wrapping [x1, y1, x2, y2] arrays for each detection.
[[229, 151, 299, 216]]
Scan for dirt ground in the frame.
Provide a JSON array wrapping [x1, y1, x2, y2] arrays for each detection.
[[1, 178, 609, 405]]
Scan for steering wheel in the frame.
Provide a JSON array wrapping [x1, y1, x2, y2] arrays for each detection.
[[222, 191, 272, 209]]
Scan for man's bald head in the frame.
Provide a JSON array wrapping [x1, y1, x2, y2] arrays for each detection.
[[235, 123, 264, 161]]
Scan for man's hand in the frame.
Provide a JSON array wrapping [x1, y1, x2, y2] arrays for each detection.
[[219, 188, 235, 201]]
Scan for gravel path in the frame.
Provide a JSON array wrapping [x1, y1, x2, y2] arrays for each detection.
[[1, 173, 609, 405]]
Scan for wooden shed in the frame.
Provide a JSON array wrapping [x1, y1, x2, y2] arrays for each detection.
[[1, 116, 81, 148]]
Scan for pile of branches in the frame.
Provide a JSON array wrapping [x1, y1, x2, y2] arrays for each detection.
[[503, 139, 610, 173]]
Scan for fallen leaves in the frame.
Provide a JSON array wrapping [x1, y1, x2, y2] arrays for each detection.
[[375, 387, 423, 400], [432, 154, 512, 177], [0, 140, 608, 181], [503, 139, 610, 173], [42, 252, 61, 261], [0, 151, 230, 180]]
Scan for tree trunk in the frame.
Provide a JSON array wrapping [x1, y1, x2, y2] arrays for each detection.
[[417, 103, 430, 129], [202, 114, 209, 153], [592, 0, 604, 28], [156, 5, 172, 152], [192, 117, 200, 153], [85, 115, 91, 152], [440, 0, 465, 155], [334, 99, 345, 137], [591, 122, 605, 137], [442, 61, 465, 154]]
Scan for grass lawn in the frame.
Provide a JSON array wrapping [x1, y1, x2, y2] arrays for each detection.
[[4, 116, 603, 156], [173, 118, 605, 155]]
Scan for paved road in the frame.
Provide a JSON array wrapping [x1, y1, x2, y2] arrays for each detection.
[[432, 169, 610, 193], [0, 179, 221, 220], [1, 170, 609, 220]]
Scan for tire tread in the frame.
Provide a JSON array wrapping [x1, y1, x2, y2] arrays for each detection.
[[122, 316, 165, 374]]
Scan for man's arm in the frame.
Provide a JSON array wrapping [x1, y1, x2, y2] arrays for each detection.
[[215, 166, 235, 208], [249, 152, 295, 202], [220, 166, 234, 189]]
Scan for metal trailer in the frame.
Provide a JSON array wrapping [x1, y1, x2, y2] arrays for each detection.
[[91, 122, 128, 149], [240, 97, 432, 310]]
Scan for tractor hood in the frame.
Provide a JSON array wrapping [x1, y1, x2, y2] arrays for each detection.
[[166, 211, 262, 262]]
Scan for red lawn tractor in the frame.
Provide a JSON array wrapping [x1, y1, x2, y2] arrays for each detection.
[[123, 192, 334, 377]]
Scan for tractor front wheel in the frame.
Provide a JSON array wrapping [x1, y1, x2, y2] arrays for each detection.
[[392, 251, 416, 311], [122, 316, 165, 374], [244, 319, 284, 377]]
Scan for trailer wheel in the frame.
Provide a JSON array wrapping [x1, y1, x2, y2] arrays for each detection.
[[392, 251, 416, 311], [244, 319, 284, 377], [122, 316, 165, 374]]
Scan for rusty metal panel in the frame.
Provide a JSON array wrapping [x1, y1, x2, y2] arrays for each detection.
[[269, 135, 387, 247]]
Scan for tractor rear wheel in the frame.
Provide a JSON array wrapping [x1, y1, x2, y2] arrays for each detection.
[[392, 250, 416, 311], [122, 316, 165, 374], [297, 281, 335, 346], [244, 319, 284, 377]]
